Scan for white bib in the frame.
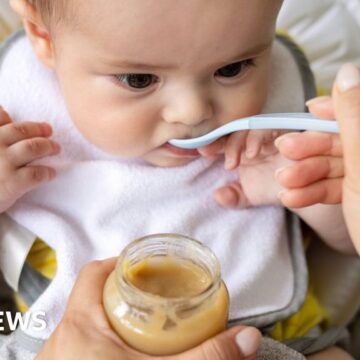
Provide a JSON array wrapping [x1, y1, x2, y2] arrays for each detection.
[[0, 33, 307, 338]]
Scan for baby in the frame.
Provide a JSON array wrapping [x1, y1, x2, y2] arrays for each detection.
[[0, 0, 355, 359]]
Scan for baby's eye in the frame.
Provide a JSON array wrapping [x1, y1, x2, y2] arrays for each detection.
[[114, 74, 159, 89], [215, 59, 254, 78]]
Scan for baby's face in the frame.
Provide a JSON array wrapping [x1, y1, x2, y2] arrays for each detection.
[[50, 0, 282, 167]]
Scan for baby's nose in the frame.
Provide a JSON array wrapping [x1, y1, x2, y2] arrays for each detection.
[[162, 89, 213, 126]]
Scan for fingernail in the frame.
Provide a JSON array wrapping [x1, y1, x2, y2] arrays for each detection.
[[235, 328, 261, 357], [41, 123, 52, 136], [277, 190, 287, 199], [274, 134, 288, 148], [305, 96, 331, 107], [274, 133, 297, 149], [336, 63, 360, 92], [274, 167, 286, 180], [274, 137, 283, 148]]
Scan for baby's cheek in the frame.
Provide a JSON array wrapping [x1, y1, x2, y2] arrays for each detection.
[[69, 113, 144, 157], [226, 79, 269, 121], [240, 59, 271, 116], [227, 95, 267, 122]]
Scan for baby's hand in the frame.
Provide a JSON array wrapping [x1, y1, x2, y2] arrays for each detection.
[[198, 129, 281, 169], [199, 129, 289, 208], [0, 107, 60, 213]]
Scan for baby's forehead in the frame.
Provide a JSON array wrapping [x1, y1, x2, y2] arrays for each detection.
[[52, 0, 281, 68], [41, 0, 281, 30], [68, 0, 279, 41], [69, 0, 279, 27]]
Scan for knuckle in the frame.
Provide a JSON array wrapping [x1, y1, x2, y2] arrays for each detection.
[[79, 260, 103, 276], [12, 123, 30, 138], [28, 167, 47, 182], [200, 338, 227, 360], [26, 139, 44, 154], [229, 132, 246, 146], [78, 260, 112, 283], [344, 92, 360, 112], [0, 155, 13, 173], [0, 180, 20, 203], [62, 309, 87, 329]]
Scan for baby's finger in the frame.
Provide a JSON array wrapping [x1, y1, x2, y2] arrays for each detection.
[[2, 165, 56, 200], [0, 107, 12, 126], [198, 137, 226, 158], [306, 96, 335, 120], [6, 138, 61, 167], [276, 156, 344, 189], [224, 131, 247, 170], [245, 130, 274, 159], [214, 183, 251, 208], [0, 122, 52, 146], [260, 142, 278, 157], [279, 178, 342, 208], [275, 132, 342, 160]]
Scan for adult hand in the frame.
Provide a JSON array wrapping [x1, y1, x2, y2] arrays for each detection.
[[36, 258, 261, 360], [275, 63, 360, 253]]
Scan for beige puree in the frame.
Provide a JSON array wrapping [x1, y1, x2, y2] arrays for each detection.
[[103, 256, 229, 355]]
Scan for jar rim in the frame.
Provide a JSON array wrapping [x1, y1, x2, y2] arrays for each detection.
[[115, 233, 222, 308]]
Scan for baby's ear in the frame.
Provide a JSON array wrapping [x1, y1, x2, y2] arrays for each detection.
[[10, 0, 55, 68]]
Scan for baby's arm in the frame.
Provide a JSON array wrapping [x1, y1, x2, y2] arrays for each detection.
[[0, 107, 60, 213]]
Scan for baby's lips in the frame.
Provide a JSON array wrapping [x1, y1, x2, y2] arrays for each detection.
[[163, 143, 199, 157]]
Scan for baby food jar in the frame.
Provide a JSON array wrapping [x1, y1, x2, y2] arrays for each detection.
[[103, 234, 229, 355]]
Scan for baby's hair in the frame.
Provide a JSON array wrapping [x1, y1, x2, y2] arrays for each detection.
[[26, 0, 68, 28]]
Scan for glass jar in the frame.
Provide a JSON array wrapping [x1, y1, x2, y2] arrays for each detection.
[[103, 234, 229, 355]]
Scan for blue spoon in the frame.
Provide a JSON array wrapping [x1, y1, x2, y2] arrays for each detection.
[[168, 113, 338, 149]]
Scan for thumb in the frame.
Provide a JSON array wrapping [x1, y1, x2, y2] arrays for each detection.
[[306, 96, 334, 120], [181, 326, 261, 360], [334, 63, 360, 183], [333, 63, 360, 253]]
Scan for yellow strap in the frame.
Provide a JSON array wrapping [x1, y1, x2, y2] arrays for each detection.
[[26, 238, 57, 280], [271, 282, 329, 340], [15, 238, 57, 313]]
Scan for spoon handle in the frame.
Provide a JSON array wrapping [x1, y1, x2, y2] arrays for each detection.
[[248, 113, 338, 133]]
